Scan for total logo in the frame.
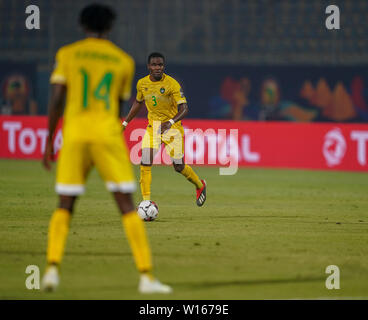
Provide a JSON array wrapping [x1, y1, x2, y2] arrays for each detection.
[[323, 128, 368, 167], [323, 128, 347, 166], [1, 121, 62, 156]]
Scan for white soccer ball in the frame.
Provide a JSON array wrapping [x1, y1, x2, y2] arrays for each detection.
[[137, 200, 159, 221]]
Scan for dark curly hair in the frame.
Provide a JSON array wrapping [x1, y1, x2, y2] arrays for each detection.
[[148, 52, 165, 64], [79, 3, 116, 33]]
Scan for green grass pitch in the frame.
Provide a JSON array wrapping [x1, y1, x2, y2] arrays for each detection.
[[0, 159, 368, 300]]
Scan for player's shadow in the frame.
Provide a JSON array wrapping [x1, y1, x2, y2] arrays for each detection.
[[215, 215, 303, 219], [174, 276, 325, 290], [0, 250, 132, 257]]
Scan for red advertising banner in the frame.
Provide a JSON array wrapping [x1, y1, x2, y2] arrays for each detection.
[[1, 116, 368, 171]]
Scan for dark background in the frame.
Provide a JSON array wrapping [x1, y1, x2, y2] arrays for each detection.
[[1, 0, 367, 122]]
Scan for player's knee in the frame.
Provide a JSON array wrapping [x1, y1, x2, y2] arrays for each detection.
[[141, 148, 154, 166], [120, 205, 135, 215], [173, 163, 185, 173], [113, 192, 135, 214], [58, 196, 77, 213]]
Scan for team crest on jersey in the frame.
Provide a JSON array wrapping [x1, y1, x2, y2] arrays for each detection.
[[160, 87, 165, 94]]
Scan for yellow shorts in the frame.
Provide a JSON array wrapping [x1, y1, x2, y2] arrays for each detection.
[[141, 121, 185, 160], [55, 136, 136, 196]]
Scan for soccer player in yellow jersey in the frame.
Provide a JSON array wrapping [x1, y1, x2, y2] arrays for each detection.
[[41, 4, 171, 294], [123, 53, 207, 207]]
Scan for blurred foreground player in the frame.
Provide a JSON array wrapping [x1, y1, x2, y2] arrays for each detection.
[[123, 52, 207, 206], [41, 4, 171, 294]]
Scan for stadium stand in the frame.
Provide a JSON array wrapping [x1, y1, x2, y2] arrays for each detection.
[[1, 0, 368, 67], [1, 0, 367, 116]]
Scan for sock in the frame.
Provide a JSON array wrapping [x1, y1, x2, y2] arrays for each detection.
[[140, 165, 152, 200], [122, 211, 153, 274], [180, 165, 203, 189], [46, 208, 71, 265]]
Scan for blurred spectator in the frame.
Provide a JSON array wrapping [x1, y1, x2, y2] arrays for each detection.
[[351, 76, 368, 121], [351, 76, 368, 112], [259, 78, 281, 120], [1, 74, 38, 115], [220, 76, 252, 120]]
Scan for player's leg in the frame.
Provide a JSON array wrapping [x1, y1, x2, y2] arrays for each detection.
[[46, 195, 77, 266], [140, 148, 155, 200], [92, 138, 172, 293], [140, 125, 159, 201], [173, 158, 207, 207], [42, 141, 91, 291], [172, 158, 202, 188], [165, 126, 207, 206], [42, 195, 76, 291], [113, 191, 171, 293], [113, 192, 152, 274]]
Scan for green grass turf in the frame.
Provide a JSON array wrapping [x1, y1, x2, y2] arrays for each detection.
[[0, 159, 368, 300]]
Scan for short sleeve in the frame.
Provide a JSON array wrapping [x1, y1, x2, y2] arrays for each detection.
[[171, 79, 187, 105], [119, 57, 135, 101], [50, 48, 67, 84], [135, 79, 144, 102]]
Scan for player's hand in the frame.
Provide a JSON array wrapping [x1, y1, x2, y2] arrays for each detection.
[[42, 139, 54, 171], [121, 120, 128, 131], [158, 121, 172, 134]]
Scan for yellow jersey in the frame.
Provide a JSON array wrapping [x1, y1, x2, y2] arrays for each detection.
[[50, 37, 135, 142], [136, 73, 187, 125]]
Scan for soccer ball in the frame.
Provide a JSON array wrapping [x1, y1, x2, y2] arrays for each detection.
[[137, 200, 159, 221]]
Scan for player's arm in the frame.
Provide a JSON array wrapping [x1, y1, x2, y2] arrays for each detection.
[[173, 103, 189, 122], [122, 99, 145, 129], [42, 84, 66, 170], [159, 103, 189, 134], [119, 57, 139, 129], [122, 78, 145, 130], [43, 47, 67, 170]]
